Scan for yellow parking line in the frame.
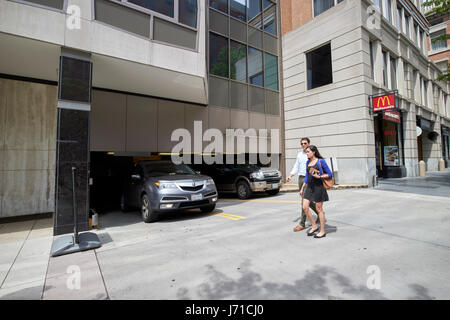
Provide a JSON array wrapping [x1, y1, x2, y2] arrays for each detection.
[[209, 212, 246, 221], [217, 212, 247, 220], [220, 199, 301, 204]]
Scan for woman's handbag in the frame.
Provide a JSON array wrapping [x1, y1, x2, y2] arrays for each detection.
[[318, 159, 334, 190]]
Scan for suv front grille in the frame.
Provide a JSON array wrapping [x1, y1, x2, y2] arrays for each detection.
[[180, 185, 203, 192], [179, 200, 209, 208]]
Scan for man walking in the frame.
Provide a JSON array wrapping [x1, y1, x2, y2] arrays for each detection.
[[286, 137, 319, 231]]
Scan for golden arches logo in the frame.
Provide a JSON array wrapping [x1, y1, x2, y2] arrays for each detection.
[[376, 95, 391, 108]]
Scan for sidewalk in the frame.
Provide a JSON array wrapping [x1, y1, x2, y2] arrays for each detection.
[[0, 217, 53, 299]]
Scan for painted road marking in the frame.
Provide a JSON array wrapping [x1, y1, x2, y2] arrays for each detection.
[[210, 212, 247, 221], [219, 199, 301, 204]]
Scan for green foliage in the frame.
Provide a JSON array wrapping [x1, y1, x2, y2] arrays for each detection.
[[423, 0, 450, 82], [423, 0, 450, 15]]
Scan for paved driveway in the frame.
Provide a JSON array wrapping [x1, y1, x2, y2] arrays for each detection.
[[93, 177, 450, 300]]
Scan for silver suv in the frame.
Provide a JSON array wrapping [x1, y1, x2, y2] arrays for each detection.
[[120, 161, 218, 222]]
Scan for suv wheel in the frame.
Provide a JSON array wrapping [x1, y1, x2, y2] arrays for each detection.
[[141, 194, 158, 223], [236, 180, 252, 199], [200, 204, 216, 213]]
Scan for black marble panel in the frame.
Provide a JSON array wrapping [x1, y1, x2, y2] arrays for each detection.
[[54, 108, 90, 236]]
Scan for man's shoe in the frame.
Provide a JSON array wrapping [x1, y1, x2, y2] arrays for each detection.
[[293, 225, 306, 232]]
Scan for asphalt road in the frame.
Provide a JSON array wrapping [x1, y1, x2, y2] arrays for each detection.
[[93, 171, 450, 300]]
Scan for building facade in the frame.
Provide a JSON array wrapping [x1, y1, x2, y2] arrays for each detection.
[[0, 0, 282, 234], [281, 0, 450, 185], [425, 0, 450, 166]]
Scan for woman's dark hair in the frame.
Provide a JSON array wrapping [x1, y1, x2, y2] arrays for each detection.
[[307, 145, 323, 159]]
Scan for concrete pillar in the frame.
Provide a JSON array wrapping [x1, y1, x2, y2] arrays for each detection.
[[403, 103, 419, 177], [439, 159, 446, 171], [419, 160, 426, 176]]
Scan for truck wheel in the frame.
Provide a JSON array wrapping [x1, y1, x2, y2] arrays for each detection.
[[141, 194, 158, 223], [236, 180, 252, 199]]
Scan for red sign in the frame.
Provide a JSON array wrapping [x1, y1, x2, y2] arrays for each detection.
[[384, 130, 396, 136], [383, 110, 401, 123], [373, 94, 396, 112]]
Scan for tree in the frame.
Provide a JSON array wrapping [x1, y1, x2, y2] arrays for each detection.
[[423, 0, 450, 82]]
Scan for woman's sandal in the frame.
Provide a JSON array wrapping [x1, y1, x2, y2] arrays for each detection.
[[314, 233, 326, 239], [307, 227, 319, 236]]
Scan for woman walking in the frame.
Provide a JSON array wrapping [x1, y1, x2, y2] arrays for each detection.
[[299, 145, 333, 238]]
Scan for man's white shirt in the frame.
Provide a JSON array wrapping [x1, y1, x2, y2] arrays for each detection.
[[290, 150, 308, 176]]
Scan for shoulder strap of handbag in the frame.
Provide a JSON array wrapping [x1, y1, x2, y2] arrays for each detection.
[[317, 158, 323, 177]]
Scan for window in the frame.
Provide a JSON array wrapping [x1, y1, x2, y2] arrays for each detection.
[[382, 51, 388, 87], [248, 0, 262, 22], [230, 40, 247, 82], [314, 0, 334, 16], [390, 57, 397, 90], [307, 43, 333, 90], [431, 30, 448, 51], [383, 0, 391, 22], [418, 29, 422, 49], [210, 0, 228, 14], [248, 47, 264, 86], [179, 0, 198, 28], [19, 0, 64, 10], [263, 2, 276, 35], [369, 41, 375, 79], [231, 0, 246, 21], [210, 33, 229, 78], [128, 0, 174, 18], [405, 13, 410, 38], [264, 52, 278, 90], [423, 79, 428, 107], [396, 6, 402, 31]]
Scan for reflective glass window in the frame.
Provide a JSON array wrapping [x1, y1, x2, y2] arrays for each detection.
[[230, 40, 247, 82], [314, 0, 334, 16], [231, 0, 246, 21], [247, 0, 261, 21], [210, 0, 228, 14], [263, 0, 273, 10], [210, 33, 229, 78], [264, 53, 278, 90], [128, 0, 174, 17], [263, 3, 276, 35], [248, 47, 263, 86], [179, 0, 198, 28]]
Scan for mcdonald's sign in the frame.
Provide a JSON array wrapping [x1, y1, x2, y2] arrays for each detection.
[[372, 94, 396, 112]]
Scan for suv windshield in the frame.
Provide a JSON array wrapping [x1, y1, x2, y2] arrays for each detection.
[[142, 162, 196, 177]]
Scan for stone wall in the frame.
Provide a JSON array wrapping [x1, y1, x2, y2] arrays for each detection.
[[0, 78, 57, 218]]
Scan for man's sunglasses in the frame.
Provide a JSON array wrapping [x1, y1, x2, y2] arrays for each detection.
[[301, 142, 308, 145]]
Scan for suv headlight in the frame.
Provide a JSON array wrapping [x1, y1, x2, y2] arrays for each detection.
[[155, 182, 177, 189], [250, 170, 265, 180], [206, 178, 215, 186]]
